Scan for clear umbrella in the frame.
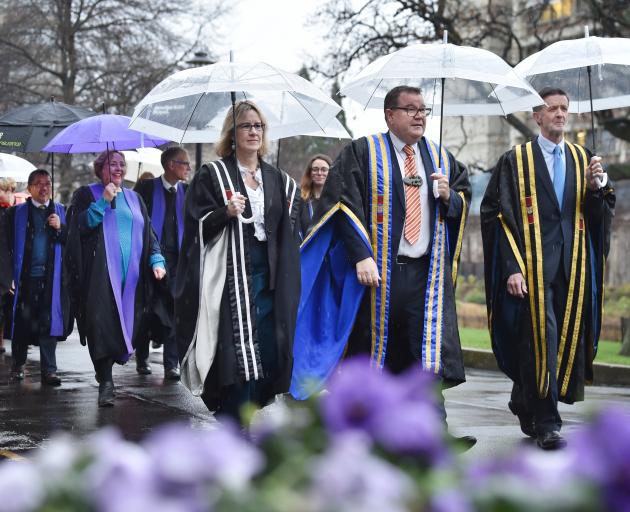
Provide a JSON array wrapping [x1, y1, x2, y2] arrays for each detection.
[[514, 27, 630, 152], [340, 34, 543, 169], [0, 153, 36, 182], [128, 60, 342, 143]]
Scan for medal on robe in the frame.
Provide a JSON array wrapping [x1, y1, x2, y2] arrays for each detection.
[[403, 175, 423, 187]]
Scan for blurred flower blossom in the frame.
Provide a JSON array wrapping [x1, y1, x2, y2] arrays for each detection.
[[0, 460, 45, 512], [310, 432, 415, 512]]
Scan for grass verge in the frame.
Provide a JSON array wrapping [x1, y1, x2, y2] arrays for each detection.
[[460, 327, 630, 367]]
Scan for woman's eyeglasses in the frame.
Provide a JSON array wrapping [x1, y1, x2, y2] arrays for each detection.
[[237, 123, 265, 132], [311, 166, 329, 174]]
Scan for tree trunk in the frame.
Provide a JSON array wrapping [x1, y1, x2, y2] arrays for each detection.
[[619, 318, 630, 356]]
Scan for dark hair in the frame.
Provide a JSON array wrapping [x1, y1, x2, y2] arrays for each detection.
[[384, 86, 423, 111], [161, 145, 187, 169], [300, 154, 332, 201], [27, 169, 51, 186], [533, 87, 570, 112]]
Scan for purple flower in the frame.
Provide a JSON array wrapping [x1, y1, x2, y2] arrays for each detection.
[[321, 356, 447, 459], [570, 407, 630, 511], [0, 461, 45, 512], [309, 432, 415, 512], [144, 422, 263, 492], [430, 489, 474, 512]]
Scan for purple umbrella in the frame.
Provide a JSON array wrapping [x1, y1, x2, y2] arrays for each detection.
[[43, 114, 169, 153]]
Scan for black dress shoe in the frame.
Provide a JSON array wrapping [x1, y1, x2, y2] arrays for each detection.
[[164, 367, 180, 381], [10, 366, 24, 380], [0, 345, 5, 354], [41, 373, 62, 386], [98, 381, 115, 407], [136, 363, 152, 375], [536, 430, 566, 450], [508, 400, 536, 438]]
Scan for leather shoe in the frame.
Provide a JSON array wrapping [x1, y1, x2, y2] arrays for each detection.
[[10, 366, 24, 380], [536, 430, 566, 450], [136, 362, 152, 375], [164, 367, 180, 381], [98, 381, 115, 407], [41, 373, 62, 386], [0, 345, 5, 354], [508, 400, 536, 438]]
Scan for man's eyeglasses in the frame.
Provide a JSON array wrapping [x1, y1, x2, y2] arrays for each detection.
[[311, 166, 329, 174], [172, 160, 191, 168], [237, 123, 265, 132], [390, 106, 432, 117]]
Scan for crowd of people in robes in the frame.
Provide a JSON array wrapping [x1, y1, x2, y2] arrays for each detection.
[[0, 84, 615, 450]]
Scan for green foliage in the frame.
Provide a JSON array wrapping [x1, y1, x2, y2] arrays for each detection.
[[456, 274, 486, 304]]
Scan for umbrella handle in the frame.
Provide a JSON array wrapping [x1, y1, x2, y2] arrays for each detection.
[[238, 214, 256, 224]]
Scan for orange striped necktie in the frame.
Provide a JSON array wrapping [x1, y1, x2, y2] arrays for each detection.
[[403, 144, 421, 244]]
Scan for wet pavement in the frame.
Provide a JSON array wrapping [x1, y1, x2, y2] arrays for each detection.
[[2, 331, 630, 458]]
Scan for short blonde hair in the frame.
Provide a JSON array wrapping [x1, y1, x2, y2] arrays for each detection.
[[0, 177, 16, 192], [215, 101, 269, 158], [93, 150, 126, 180]]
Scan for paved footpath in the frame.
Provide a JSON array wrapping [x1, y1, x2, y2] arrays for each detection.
[[2, 331, 630, 459]]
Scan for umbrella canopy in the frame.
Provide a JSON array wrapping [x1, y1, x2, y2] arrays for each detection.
[[0, 153, 36, 182], [301, 117, 351, 139], [129, 61, 342, 142], [43, 114, 169, 153], [0, 100, 96, 153], [340, 41, 543, 116], [514, 34, 630, 114], [121, 147, 164, 182]]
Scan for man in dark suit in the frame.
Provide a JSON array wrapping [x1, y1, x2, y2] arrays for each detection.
[[134, 146, 190, 380], [0, 169, 70, 385], [481, 87, 615, 450], [292, 86, 474, 447]]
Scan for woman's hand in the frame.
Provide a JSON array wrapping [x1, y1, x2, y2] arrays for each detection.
[[103, 183, 119, 203], [227, 192, 247, 218], [153, 267, 166, 280]]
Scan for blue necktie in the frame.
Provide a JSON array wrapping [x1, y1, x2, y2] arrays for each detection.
[[553, 145, 565, 208]]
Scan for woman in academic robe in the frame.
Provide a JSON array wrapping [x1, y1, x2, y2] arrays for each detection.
[[175, 101, 300, 423], [296, 154, 332, 240], [65, 150, 166, 407]]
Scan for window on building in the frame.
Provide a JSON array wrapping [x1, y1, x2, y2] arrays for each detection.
[[541, 0, 574, 21]]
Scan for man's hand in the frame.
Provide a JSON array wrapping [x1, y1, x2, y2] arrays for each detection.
[[356, 257, 380, 288], [153, 267, 166, 280], [47, 213, 61, 231], [431, 173, 450, 203], [587, 156, 605, 191], [507, 273, 528, 298]]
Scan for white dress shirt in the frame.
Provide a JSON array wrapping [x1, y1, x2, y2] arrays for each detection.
[[237, 161, 266, 242], [390, 132, 431, 258], [161, 175, 180, 192]]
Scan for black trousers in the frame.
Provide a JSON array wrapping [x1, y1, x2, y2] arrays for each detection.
[[511, 267, 567, 435]]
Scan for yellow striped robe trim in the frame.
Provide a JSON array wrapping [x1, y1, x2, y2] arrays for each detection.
[[497, 213, 526, 276], [300, 202, 370, 250], [451, 190, 468, 285], [557, 143, 588, 397]]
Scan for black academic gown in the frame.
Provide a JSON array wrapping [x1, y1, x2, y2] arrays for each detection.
[[64, 185, 158, 364], [306, 133, 471, 384], [0, 199, 71, 341], [175, 154, 300, 411], [481, 138, 614, 403]]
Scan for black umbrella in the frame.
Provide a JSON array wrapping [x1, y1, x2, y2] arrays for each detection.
[[0, 98, 96, 195]]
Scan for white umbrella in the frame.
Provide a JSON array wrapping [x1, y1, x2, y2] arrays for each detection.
[[129, 60, 342, 143], [121, 147, 163, 182], [514, 27, 630, 152], [303, 117, 351, 139], [0, 153, 36, 182], [340, 34, 543, 169]]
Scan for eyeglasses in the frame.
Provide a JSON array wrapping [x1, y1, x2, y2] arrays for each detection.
[[172, 160, 191, 168], [237, 122, 265, 132], [390, 106, 432, 117], [311, 166, 329, 174]]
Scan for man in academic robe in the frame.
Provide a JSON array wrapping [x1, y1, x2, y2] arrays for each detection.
[[291, 86, 473, 445], [481, 87, 615, 450], [134, 146, 190, 380], [0, 169, 70, 385]]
